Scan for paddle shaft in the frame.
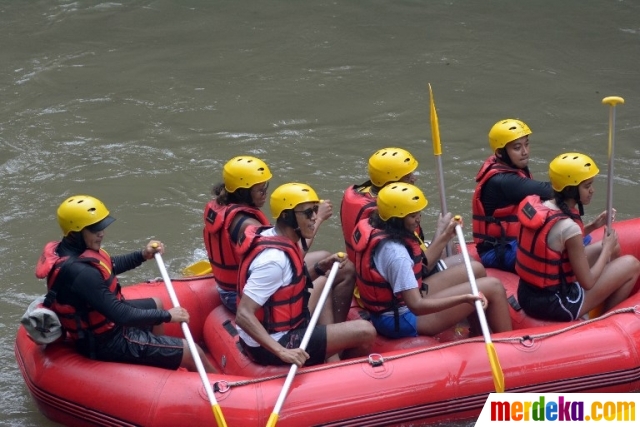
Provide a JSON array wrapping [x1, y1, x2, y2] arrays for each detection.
[[602, 96, 624, 231], [429, 83, 452, 257], [268, 261, 340, 427], [454, 223, 505, 393], [454, 226, 491, 341], [154, 253, 227, 427]]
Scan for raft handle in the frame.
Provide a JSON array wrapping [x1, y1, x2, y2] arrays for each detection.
[[519, 335, 535, 348], [214, 380, 230, 393], [368, 353, 384, 367]]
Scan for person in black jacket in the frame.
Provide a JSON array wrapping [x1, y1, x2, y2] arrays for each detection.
[[36, 195, 215, 372], [472, 119, 553, 272]]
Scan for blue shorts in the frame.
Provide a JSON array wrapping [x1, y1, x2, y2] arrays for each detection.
[[481, 235, 593, 272], [370, 311, 418, 339], [217, 287, 237, 313]]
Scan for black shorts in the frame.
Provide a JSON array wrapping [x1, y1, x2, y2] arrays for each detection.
[[81, 298, 184, 370], [240, 324, 327, 367], [517, 281, 584, 322]]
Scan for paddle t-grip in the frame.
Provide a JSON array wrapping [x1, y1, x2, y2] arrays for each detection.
[[602, 96, 624, 106]]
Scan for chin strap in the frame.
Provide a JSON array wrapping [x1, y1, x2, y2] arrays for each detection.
[[296, 229, 309, 252], [281, 210, 309, 252]]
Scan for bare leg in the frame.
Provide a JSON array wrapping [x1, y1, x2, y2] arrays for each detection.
[[579, 255, 640, 316], [180, 340, 217, 373], [325, 320, 376, 360], [476, 277, 512, 332], [306, 250, 355, 323], [423, 261, 486, 296], [330, 260, 356, 323], [416, 277, 511, 336], [308, 275, 335, 325], [441, 254, 487, 278]]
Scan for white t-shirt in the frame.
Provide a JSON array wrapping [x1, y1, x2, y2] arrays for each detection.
[[372, 240, 417, 316], [543, 200, 583, 252], [236, 227, 295, 347]]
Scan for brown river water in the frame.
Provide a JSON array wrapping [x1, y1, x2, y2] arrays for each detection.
[[2, 1, 639, 425]]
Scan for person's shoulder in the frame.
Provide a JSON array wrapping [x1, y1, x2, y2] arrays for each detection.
[[252, 247, 287, 265], [377, 239, 408, 256]]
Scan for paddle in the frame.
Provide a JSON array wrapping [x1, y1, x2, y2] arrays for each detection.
[[602, 96, 624, 230], [588, 96, 624, 319], [453, 218, 505, 393], [428, 83, 452, 257], [183, 259, 212, 277], [153, 248, 228, 427], [266, 260, 341, 427]]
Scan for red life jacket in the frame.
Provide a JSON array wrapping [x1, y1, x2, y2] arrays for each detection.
[[515, 195, 583, 289], [340, 184, 377, 263], [352, 219, 423, 314], [472, 155, 532, 248], [35, 241, 121, 341], [237, 226, 310, 333], [341, 183, 425, 262], [203, 200, 270, 292]]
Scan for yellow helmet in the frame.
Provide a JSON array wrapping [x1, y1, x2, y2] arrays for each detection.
[[57, 195, 115, 236], [368, 147, 418, 187], [488, 119, 532, 152], [270, 183, 320, 219], [549, 152, 600, 192], [223, 156, 272, 192], [377, 183, 428, 221]]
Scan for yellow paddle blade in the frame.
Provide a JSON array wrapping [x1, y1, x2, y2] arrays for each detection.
[[182, 260, 213, 277], [212, 404, 228, 427], [266, 413, 279, 427], [428, 83, 442, 156], [486, 342, 505, 393], [589, 304, 604, 319]]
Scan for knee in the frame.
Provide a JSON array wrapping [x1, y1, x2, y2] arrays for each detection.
[[338, 260, 356, 281], [334, 261, 356, 291], [471, 260, 487, 278], [624, 255, 640, 274], [480, 277, 507, 298], [317, 250, 332, 259], [357, 320, 377, 341]]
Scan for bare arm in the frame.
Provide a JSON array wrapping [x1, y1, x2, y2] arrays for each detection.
[[401, 287, 480, 316], [305, 199, 333, 249], [423, 216, 457, 270], [236, 295, 310, 367], [566, 228, 617, 290], [583, 209, 613, 236]]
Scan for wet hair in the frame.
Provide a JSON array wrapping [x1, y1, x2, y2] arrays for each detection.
[[554, 186, 584, 217], [369, 211, 418, 244], [211, 182, 255, 206]]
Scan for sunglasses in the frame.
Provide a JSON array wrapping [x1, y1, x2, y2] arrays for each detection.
[[252, 182, 269, 196], [294, 205, 319, 219]]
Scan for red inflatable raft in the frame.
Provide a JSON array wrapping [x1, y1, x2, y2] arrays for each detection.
[[15, 219, 640, 426]]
